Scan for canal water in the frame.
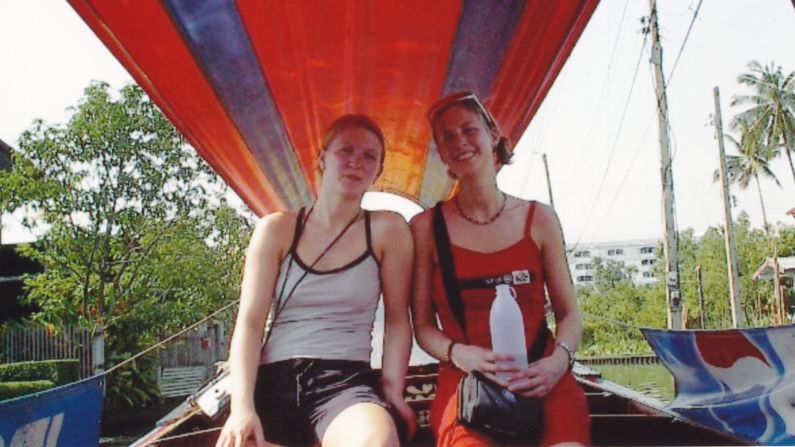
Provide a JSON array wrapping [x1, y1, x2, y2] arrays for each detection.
[[591, 363, 676, 402]]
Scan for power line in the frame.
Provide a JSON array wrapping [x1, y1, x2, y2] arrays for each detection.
[[590, 118, 655, 240], [568, 2, 706, 251], [666, 0, 704, 86], [570, 33, 649, 252], [561, 0, 633, 202]]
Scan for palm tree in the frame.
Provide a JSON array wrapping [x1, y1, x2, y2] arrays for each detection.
[[715, 125, 786, 323], [713, 124, 780, 229], [731, 61, 795, 186]]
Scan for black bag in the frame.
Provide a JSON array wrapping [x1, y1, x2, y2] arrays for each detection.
[[433, 203, 546, 441], [458, 371, 543, 441]]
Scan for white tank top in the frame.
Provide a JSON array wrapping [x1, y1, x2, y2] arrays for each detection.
[[260, 210, 381, 364]]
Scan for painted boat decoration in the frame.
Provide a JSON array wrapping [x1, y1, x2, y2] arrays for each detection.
[[643, 325, 795, 445], [67, 0, 599, 215], [0, 375, 104, 447]]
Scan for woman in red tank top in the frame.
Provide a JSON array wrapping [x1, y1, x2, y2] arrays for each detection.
[[410, 92, 590, 446]]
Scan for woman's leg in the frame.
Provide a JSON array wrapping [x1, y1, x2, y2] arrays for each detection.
[[320, 402, 398, 447]]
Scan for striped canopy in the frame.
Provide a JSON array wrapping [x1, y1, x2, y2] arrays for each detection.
[[69, 0, 599, 216]]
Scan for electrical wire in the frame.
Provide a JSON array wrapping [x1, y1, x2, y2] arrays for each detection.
[[569, 33, 649, 252], [561, 0, 633, 202], [666, 0, 704, 86]]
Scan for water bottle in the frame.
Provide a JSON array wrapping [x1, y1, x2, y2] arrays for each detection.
[[490, 284, 528, 381]]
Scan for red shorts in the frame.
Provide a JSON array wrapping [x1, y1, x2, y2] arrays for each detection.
[[431, 366, 591, 446]]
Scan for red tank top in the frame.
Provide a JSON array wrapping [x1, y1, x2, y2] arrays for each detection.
[[432, 201, 548, 351]]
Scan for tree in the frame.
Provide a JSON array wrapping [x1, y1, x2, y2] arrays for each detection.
[[713, 124, 780, 229], [577, 257, 665, 356], [731, 61, 795, 185], [576, 218, 795, 355], [0, 82, 252, 407]]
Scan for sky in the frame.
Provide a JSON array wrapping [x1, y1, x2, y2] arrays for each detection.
[[1, 0, 794, 246]]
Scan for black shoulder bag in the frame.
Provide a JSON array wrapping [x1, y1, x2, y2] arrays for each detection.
[[433, 203, 546, 442]]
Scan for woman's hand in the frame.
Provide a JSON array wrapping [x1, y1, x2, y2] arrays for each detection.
[[506, 350, 568, 398], [451, 343, 515, 383], [386, 396, 417, 441], [215, 409, 266, 447]]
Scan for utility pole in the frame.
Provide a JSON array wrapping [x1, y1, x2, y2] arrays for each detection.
[[713, 87, 744, 328], [648, 0, 683, 329], [696, 265, 706, 329], [542, 153, 556, 211], [773, 246, 784, 324]]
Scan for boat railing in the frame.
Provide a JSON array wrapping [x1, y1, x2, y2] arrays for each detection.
[[578, 354, 660, 366]]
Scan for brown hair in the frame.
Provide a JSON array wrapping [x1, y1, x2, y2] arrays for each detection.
[[428, 92, 513, 169], [319, 114, 386, 177]]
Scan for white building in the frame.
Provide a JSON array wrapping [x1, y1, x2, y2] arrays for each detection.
[[566, 239, 660, 287]]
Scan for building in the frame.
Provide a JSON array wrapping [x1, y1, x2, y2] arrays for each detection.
[[753, 256, 795, 284], [566, 239, 660, 287], [0, 138, 11, 170], [1, 139, 12, 246], [0, 244, 41, 323]]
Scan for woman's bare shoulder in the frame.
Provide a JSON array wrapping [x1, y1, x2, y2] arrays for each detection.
[[527, 201, 565, 248], [369, 209, 409, 230], [408, 206, 436, 233], [531, 201, 558, 224], [369, 210, 412, 246], [249, 210, 298, 256], [255, 210, 297, 234]]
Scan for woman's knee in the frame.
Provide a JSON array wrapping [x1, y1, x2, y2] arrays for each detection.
[[321, 403, 398, 447]]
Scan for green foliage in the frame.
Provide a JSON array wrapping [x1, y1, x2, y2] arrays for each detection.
[[0, 82, 253, 409], [731, 61, 795, 185], [578, 216, 794, 355], [0, 380, 56, 401], [674, 212, 787, 329], [578, 257, 664, 356], [104, 346, 161, 408], [0, 359, 79, 385], [714, 123, 780, 229]]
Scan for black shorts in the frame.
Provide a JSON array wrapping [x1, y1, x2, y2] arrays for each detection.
[[254, 358, 388, 446]]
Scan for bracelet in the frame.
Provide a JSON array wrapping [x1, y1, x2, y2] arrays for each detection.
[[556, 342, 576, 368], [446, 341, 458, 364]]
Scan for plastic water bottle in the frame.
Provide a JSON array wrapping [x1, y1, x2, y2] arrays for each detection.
[[490, 284, 528, 381]]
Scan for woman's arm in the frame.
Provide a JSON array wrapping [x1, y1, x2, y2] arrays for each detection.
[[409, 210, 453, 360], [508, 203, 582, 397], [216, 212, 291, 447], [373, 211, 416, 437], [538, 204, 582, 366]]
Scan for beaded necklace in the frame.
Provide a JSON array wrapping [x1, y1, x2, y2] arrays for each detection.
[[454, 192, 507, 225]]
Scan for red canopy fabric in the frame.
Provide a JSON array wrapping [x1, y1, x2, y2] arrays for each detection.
[[69, 0, 599, 215]]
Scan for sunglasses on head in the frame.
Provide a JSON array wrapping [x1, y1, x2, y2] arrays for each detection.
[[427, 91, 498, 130]]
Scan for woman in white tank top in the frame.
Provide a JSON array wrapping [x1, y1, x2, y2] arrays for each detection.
[[216, 115, 415, 447]]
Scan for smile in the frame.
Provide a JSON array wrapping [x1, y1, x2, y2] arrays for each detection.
[[453, 151, 476, 161]]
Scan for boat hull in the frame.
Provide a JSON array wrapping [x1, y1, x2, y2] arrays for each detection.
[[134, 363, 745, 446]]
